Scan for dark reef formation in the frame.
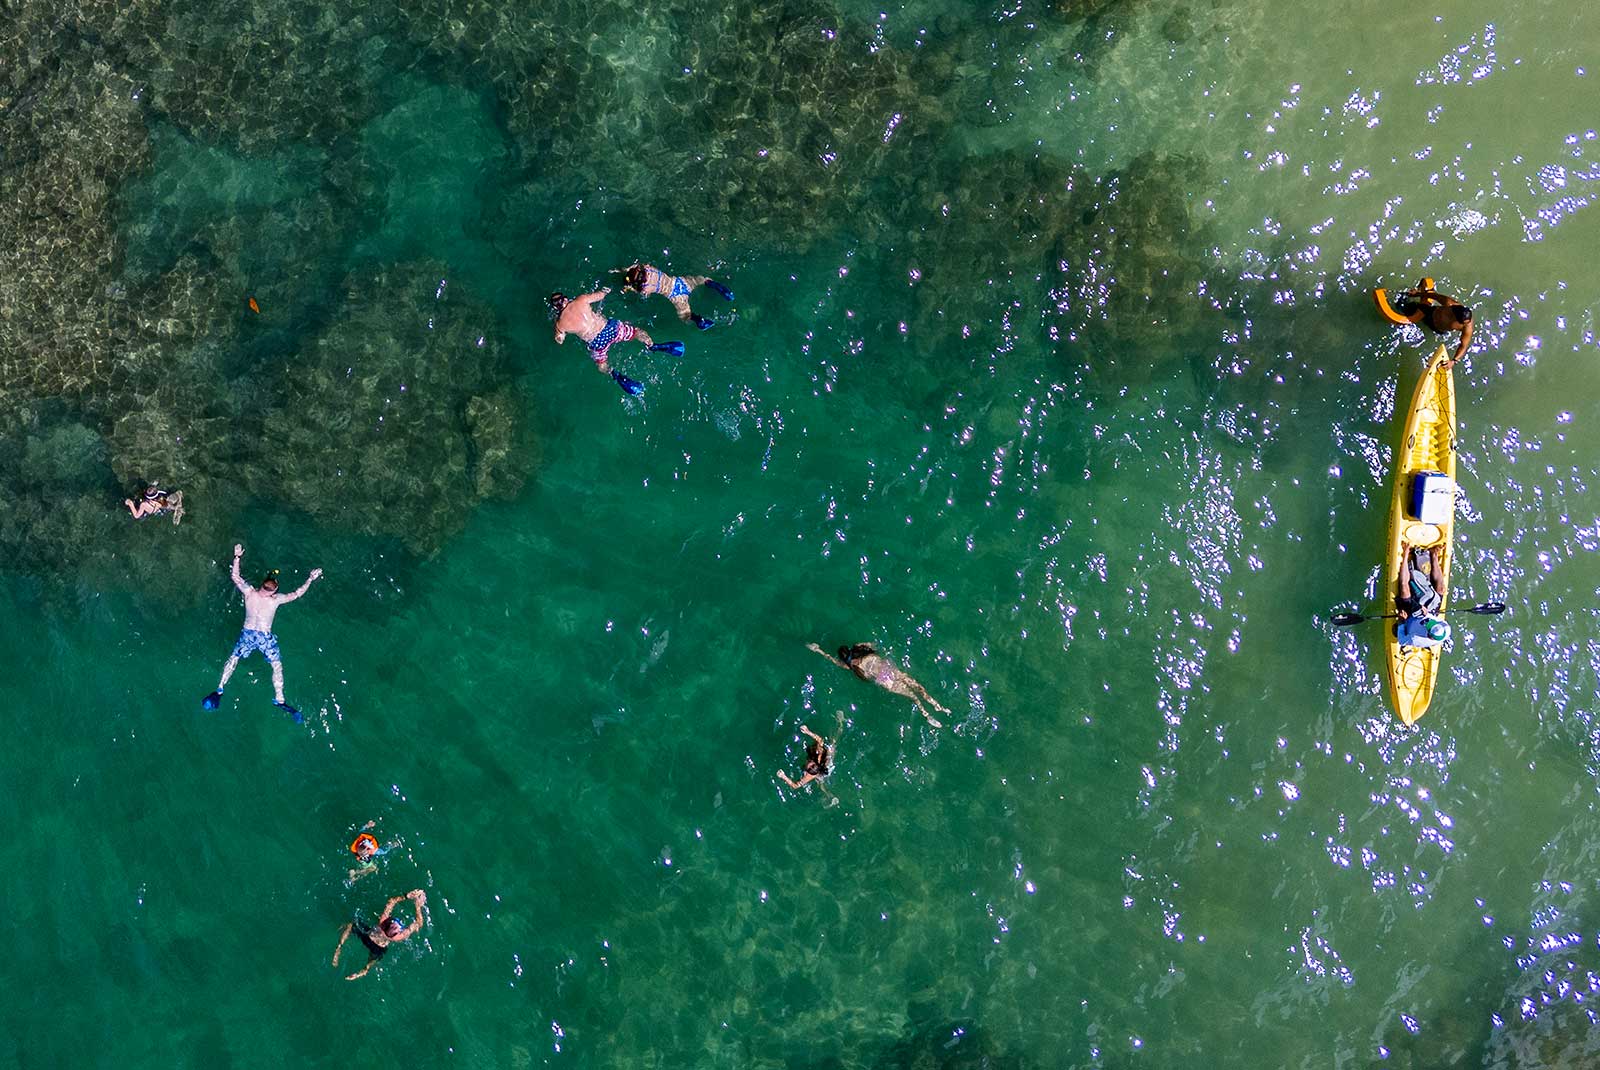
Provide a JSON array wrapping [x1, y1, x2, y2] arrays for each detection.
[[1, 0, 1225, 592]]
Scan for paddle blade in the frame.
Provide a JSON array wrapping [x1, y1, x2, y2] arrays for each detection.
[[1329, 613, 1366, 626], [1467, 602, 1507, 615]]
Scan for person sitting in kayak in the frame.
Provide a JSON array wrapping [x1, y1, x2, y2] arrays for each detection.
[[619, 263, 734, 331], [1395, 542, 1451, 648], [1396, 541, 1444, 618], [1396, 279, 1474, 367]]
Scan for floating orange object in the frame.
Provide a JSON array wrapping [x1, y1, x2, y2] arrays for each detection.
[[247, 297, 260, 314], [350, 833, 379, 857]]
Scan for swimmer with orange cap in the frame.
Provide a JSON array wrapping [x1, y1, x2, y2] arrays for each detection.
[[347, 822, 398, 883]]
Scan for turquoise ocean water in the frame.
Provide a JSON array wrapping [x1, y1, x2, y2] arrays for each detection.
[[2, 0, 1598, 1066]]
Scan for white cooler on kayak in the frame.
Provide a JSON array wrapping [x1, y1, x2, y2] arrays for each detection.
[[1409, 471, 1454, 524]]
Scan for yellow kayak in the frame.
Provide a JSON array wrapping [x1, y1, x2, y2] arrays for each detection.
[[1382, 344, 1455, 724]]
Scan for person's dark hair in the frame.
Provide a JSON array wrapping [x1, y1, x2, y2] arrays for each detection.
[[261, 574, 279, 591], [547, 292, 569, 316], [805, 740, 831, 777], [623, 265, 648, 291], [841, 643, 876, 663], [1453, 306, 1472, 323], [382, 917, 404, 937]]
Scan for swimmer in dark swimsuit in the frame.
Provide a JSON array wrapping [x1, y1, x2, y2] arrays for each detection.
[[777, 723, 835, 792], [124, 484, 184, 524], [1397, 279, 1474, 367], [331, 889, 428, 980], [807, 642, 950, 729], [619, 263, 734, 331]]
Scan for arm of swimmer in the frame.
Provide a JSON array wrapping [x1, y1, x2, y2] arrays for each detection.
[[231, 548, 250, 594], [577, 289, 610, 307], [379, 896, 404, 922], [275, 568, 323, 604], [332, 923, 353, 966], [398, 890, 428, 938], [806, 643, 848, 669], [1452, 318, 1473, 363]]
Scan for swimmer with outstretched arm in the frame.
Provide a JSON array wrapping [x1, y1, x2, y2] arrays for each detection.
[[808, 642, 950, 729], [1397, 279, 1474, 368], [331, 889, 428, 981], [777, 724, 835, 792], [200, 543, 322, 721]]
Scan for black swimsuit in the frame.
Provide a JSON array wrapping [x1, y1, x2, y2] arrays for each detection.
[[355, 922, 388, 959]]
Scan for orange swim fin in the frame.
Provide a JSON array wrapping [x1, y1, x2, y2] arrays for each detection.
[[247, 296, 260, 314]]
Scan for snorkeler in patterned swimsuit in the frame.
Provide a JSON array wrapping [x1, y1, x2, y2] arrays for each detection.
[[620, 263, 735, 331], [199, 543, 323, 721], [549, 289, 683, 396]]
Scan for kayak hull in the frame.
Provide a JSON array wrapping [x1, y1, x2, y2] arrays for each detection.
[[1382, 345, 1455, 725]]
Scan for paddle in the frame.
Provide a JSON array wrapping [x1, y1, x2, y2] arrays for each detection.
[[1329, 602, 1506, 627]]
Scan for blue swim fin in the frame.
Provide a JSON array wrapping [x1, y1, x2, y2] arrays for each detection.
[[647, 340, 685, 357], [705, 280, 735, 301], [691, 313, 715, 331], [275, 700, 303, 724], [201, 690, 223, 711], [612, 370, 645, 396]]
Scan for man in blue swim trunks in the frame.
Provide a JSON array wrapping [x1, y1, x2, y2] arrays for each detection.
[[549, 288, 656, 377], [201, 543, 323, 720]]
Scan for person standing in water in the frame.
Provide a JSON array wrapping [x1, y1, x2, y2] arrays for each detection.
[[200, 543, 322, 721], [549, 289, 682, 396], [1396, 279, 1474, 367], [777, 723, 835, 793], [331, 889, 428, 981], [807, 642, 950, 729], [619, 263, 734, 331]]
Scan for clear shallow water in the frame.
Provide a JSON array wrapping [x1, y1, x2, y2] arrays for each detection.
[[2, 0, 1598, 1066]]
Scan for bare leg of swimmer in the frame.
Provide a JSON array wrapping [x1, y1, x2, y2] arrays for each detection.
[[217, 655, 240, 690], [270, 661, 287, 704], [910, 698, 943, 730], [671, 296, 694, 322]]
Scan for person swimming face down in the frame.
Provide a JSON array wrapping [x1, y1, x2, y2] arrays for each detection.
[[380, 916, 405, 939], [621, 265, 649, 293], [838, 643, 876, 666], [804, 739, 832, 778]]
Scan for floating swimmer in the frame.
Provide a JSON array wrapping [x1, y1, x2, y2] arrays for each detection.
[[807, 642, 950, 729], [347, 823, 399, 883], [123, 483, 183, 525], [200, 543, 323, 722], [619, 263, 734, 331], [549, 289, 684, 396], [331, 889, 428, 981]]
